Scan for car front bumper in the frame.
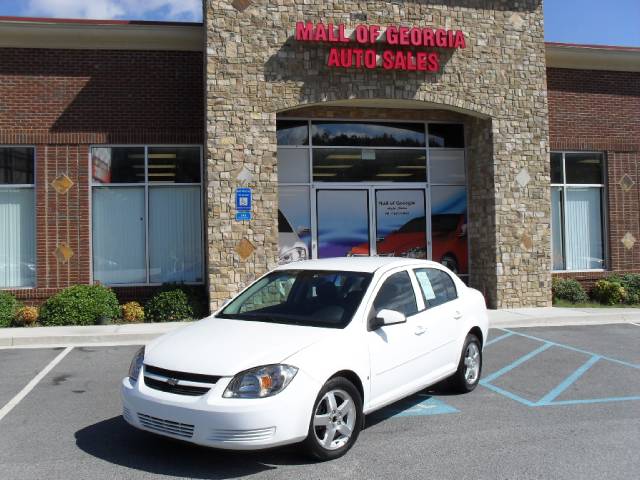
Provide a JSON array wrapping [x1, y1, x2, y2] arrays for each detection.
[[121, 370, 321, 450]]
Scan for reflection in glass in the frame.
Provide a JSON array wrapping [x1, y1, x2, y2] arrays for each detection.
[[428, 124, 465, 148], [374, 190, 426, 259], [278, 186, 311, 264], [313, 149, 426, 182], [277, 120, 309, 146], [92, 147, 145, 184], [565, 153, 603, 185], [430, 150, 466, 184], [317, 190, 369, 258], [0, 188, 35, 287], [149, 187, 203, 283], [92, 187, 146, 284], [148, 147, 201, 183], [312, 121, 425, 147], [431, 186, 468, 274], [0, 147, 34, 184], [277, 148, 310, 183]]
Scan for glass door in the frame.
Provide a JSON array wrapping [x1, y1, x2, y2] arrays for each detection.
[[315, 189, 371, 258], [374, 189, 427, 259]]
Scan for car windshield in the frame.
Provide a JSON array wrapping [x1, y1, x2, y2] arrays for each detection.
[[216, 270, 373, 328]]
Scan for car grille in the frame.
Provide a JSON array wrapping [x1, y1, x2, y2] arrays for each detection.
[[207, 427, 276, 443], [143, 376, 211, 397], [144, 364, 221, 384], [138, 413, 195, 438]]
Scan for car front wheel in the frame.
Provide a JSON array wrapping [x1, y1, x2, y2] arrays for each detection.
[[302, 377, 363, 461], [449, 334, 482, 393]]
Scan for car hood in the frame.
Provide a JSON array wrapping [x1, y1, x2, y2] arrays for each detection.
[[144, 316, 337, 377]]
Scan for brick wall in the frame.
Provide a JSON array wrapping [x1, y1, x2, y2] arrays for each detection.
[[0, 47, 204, 302], [548, 67, 640, 284]]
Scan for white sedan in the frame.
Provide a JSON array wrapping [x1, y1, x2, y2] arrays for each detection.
[[122, 257, 488, 460]]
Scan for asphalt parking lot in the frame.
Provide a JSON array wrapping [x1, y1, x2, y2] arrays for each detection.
[[0, 324, 639, 480]]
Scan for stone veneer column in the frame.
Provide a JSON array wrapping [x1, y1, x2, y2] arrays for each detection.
[[204, 0, 551, 309]]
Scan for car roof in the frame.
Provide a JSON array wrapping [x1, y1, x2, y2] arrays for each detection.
[[274, 257, 444, 274]]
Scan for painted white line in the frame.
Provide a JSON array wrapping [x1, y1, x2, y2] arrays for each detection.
[[0, 346, 73, 423], [630, 322, 640, 327]]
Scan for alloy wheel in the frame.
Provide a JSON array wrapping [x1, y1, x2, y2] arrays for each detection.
[[313, 389, 357, 450], [464, 342, 481, 384]]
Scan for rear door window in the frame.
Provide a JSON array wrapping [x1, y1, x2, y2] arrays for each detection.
[[414, 268, 457, 308]]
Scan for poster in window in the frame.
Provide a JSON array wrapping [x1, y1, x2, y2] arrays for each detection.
[[317, 190, 369, 258], [431, 186, 468, 275], [369, 189, 426, 258], [278, 187, 311, 264]]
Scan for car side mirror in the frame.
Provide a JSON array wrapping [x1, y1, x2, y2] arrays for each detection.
[[370, 309, 406, 330]]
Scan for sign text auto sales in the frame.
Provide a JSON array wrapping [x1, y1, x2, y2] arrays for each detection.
[[295, 21, 466, 72]]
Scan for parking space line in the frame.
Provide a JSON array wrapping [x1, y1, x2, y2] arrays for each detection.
[[547, 396, 640, 406], [484, 331, 513, 347], [480, 382, 537, 407], [481, 342, 553, 384], [630, 322, 640, 327], [537, 355, 601, 405], [0, 346, 73, 423], [502, 329, 640, 370]]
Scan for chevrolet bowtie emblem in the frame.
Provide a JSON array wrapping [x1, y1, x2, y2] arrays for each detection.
[[166, 378, 179, 386]]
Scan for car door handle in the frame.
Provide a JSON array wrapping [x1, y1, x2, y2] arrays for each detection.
[[453, 311, 463, 320], [414, 325, 427, 335]]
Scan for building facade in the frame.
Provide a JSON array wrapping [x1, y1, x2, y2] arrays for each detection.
[[0, 3, 638, 310]]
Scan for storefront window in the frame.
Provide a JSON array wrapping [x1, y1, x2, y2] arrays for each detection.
[[551, 152, 605, 271], [428, 124, 465, 148], [92, 146, 203, 285], [311, 121, 426, 147], [0, 147, 36, 287]]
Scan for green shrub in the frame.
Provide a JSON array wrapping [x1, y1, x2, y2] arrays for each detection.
[[39, 285, 120, 326], [158, 284, 209, 319], [552, 278, 588, 304], [145, 289, 193, 323], [0, 291, 20, 328], [591, 279, 627, 306], [607, 274, 640, 304]]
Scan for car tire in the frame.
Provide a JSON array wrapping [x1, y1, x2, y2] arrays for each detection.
[[441, 254, 459, 273], [449, 334, 482, 393], [302, 377, 363, 461]]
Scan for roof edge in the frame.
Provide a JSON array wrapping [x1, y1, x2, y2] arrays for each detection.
[[546, 42, 640, 73]]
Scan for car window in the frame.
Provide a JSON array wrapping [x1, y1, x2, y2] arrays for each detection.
[[414, 268, 458, 308], [372, 271, 418, 317], [218, 270, 373, 328]]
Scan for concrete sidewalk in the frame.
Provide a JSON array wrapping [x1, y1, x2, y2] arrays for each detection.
[[1, 308, 639, 347]]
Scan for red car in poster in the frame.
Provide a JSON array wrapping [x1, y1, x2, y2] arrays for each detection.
[[347, 214, 468, 274]]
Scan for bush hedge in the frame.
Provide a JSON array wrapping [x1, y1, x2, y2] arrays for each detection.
[[0, 291, 20, 328], [607, 274, 640, 305], [552, 278, 589, 304], [145, 289, 193, 323], [158, 284, 209, 319], [121, 301, 145, 323], [14, 306, 39, 327], [39, 285, 120, 326], [591, 279, 627, 306]]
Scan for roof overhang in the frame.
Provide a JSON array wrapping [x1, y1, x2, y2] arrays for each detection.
[[546, 42, 640, 72], [0, 16, 203, 51]]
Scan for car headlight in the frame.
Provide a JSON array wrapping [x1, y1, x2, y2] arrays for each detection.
[[128, 346, 145, 382], [223, 364, 298, 398]]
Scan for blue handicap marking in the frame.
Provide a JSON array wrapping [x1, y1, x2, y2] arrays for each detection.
[[235, 211, 252, 221], [373, 394, 458, 421], [481, 328, 640, 408]]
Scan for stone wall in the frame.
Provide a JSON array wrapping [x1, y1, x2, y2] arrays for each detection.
[[204, 0, 551, 308]]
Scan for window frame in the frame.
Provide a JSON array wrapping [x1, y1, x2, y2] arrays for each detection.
[[0, 145, 37, 289], [550, 151, 608, 273], [89, 144, 205, 286], [413, 267, 458, 309], [277, 118, 470, 280], [367, 268, 421, 321]]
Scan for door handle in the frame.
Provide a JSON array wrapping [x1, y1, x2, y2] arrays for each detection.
[[453, 311, 463, 320], [414, 325, 427, 335]]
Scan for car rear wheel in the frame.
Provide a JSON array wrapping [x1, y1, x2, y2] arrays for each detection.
[[449, 334, 482, 393], [302, 377, 363, 461]]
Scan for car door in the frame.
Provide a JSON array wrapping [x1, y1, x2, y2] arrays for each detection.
[[366, 269, 428, 408], [411, 267, 462, 378]]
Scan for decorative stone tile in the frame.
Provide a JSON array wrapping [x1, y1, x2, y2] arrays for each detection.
[[51, 174, 74, 194], [235, 239, 256, 260], [235, 166, 255, 184], [515, 168, 531, 188], [621, 232, 636, 250], [54, 243, 74, 264], [508, 13, 525, 29], [231, 0, 252, 12], [520, 231, 533, 251], [619, 174, 635, 192]]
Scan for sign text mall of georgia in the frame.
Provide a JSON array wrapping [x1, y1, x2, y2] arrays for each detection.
[[295, 21, 466, 71]]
